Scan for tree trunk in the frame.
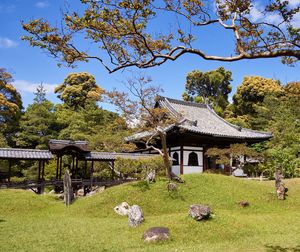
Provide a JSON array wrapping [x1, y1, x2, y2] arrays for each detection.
[[158, 131, 172, 180]]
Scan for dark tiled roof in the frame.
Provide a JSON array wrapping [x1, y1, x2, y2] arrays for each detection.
[[127, 96, 272, 141], [49, 139, 90, 152], [84, 152, 158, 161], [0, 148, 53, 160]]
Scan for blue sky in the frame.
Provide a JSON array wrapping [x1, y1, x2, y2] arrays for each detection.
[[0, 0, 299, 109]]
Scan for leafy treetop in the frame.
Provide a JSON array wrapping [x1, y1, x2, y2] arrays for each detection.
[[55, 72, 104, 110], [182, 67, 232, 114]]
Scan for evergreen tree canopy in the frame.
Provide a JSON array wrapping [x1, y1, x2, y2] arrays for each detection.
[[55, 72, 104, 110], [182, 67, 232, 112], [0, 68, 22, 125], [15, 100, 58, 149], [230, 76, 283, 128]]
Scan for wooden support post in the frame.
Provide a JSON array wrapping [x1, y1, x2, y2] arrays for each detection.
[[111, 161, 115, 180], [56, 156, 59, 180], [180, 145, 184, 175], [38, 161, 41, 182], [75, 158, 78, 177], [59, 156, 63, 179], [8, 160, 11, 183], [84, 160, 87, 179], [72, 155, 75, 176], [42, 161, 45, 180], [90, 160, 94, 187]]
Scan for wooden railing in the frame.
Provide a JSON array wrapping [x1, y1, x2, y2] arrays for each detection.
[[0, 178, 136, 190]]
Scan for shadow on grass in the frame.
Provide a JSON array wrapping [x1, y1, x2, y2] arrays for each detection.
[[167, 189, 185, 201], [265, 245, 300, 252], [131, 181, 151, 192], [0, 219, 6, 223]]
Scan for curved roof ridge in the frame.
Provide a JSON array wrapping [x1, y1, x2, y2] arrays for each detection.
[[160, 96, 271, 137], [159, 96, 207, 108], [205, 105, 271, 136]]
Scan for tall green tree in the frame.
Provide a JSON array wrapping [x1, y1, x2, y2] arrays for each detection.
[[229, 76, 283, 129], [0, 68, 23, 145], [55, 72, 104, 110], [14, 87, 58, 149], [182, 67, 232, 113], [23, 1, 299, 73]]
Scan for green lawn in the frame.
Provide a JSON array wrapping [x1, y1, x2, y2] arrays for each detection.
[[1, 174, 300, 251]]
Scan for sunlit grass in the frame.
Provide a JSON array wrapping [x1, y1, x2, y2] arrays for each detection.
[[1, 174, 300, 251]]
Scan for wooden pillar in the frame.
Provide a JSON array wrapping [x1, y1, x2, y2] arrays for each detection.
[[59, 156, 63, 179], [8, 160, 11, 183], [111, 161, 115, 180], [84, 160, 88, 178], [75, 158, 78, 177], [72, 155, 75, 176], [38, 161, 41, 182], [180, 145, 184, 175], [90, 160, 94, 187], [56, 155, 59, 180], [41, 161, 45, 180]]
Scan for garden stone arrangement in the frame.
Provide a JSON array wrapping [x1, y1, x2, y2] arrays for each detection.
[[143, 227, 170, 242], [114, 202, 144, 227], [189, 204, 212, 221]]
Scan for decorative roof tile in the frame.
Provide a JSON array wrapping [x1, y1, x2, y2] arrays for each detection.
[[84, 152, 158, 161], [127, 96, 272, 141], [0, 148, 53, 160]]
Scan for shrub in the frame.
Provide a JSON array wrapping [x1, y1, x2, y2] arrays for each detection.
[[115, 156, 165, 179]]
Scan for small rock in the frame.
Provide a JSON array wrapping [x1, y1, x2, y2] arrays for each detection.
[[86, 191, 96, 197], [128, 205, 144, 227], [145, 170, 156, 183], [48, 189, 55, 194], [167, 182, 177, 191], [143, 227, 170, 242], [77, 188, 84, 197], [239, 201, 249, 207], [114, 202, 130, 216], [96, 186, 105, 193], [58, 193, 64, 200], [189, 204, 212, 221]]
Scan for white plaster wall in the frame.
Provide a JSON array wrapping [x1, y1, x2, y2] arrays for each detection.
[[171, 150, 181, 174], [184, 165, 203, 174], [183, 151, 203, 166], [184, 146, 203, 151], [172, 165, 181, 175]]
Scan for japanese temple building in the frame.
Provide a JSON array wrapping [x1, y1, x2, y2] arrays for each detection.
[[127, 96, 272, 175]]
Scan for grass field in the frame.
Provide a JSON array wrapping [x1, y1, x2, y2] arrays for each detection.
[[1, 174, 300, 251]]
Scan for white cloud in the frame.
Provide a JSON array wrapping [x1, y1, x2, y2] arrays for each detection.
[[291, 12, 300, 28], [35, 1, 49, 8], [287, 0, 300, 8], [0, 37, 18, 48], [249, 3, 264, 22], [13, 80, 57, 94]]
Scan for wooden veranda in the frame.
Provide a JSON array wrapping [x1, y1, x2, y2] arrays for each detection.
[[0, 139, 156, 194]]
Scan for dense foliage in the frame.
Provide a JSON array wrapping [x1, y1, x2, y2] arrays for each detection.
[[182, 67, 232, 115]]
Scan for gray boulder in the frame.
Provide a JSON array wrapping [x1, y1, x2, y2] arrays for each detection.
[[143, 227, 170, 242], [189, 204, 212, 221], [128, 205, 144, 227], [114, 202, 130, 216], [77, 188, 84, 197], [145, 170, 156, 183]]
